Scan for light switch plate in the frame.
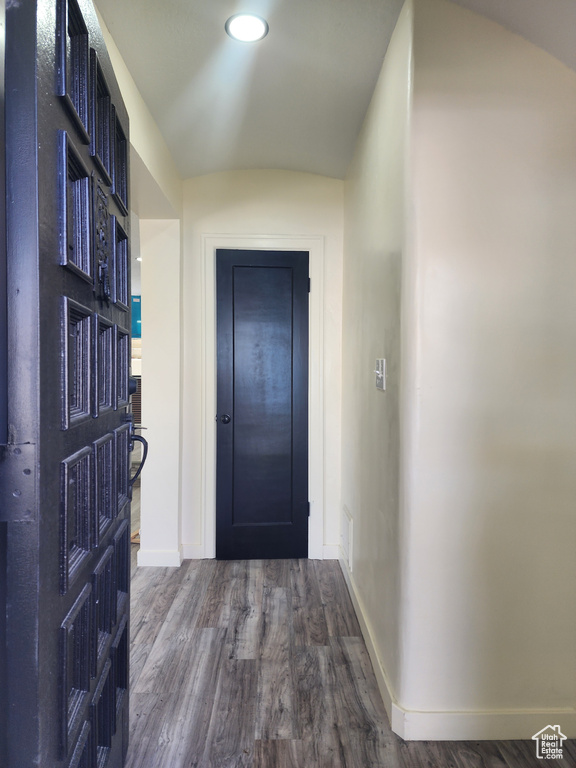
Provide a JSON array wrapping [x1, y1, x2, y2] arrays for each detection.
[[375, 358, 386, 391]]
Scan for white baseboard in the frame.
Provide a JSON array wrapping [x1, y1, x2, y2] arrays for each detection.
[[322, 544, 340, 560], [391, 705, 576, 741], [338, 554, 576, 741], [182, 544, 207, 560], [137, 548, 183, 567]]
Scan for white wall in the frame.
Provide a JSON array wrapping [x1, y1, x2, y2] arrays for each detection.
[[399, 0, 576, 738], [138, 220, 183, 566], [96, 8, 182, 216], [340, 0, 413, 717], [181, 170, 344, 559], [343, 0, 576, 740]]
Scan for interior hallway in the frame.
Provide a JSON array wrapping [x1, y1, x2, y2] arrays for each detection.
[[125, 553, 567, 768]]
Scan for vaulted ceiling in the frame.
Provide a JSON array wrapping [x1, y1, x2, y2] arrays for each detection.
[[94, 0, 576, 181]]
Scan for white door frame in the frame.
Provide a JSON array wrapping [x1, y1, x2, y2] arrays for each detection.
[[201, 234, 326, 559]]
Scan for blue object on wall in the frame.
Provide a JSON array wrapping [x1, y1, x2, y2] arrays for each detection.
[[131, 295, 141, 338]]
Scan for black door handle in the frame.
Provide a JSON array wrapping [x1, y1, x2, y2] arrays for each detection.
[[220, 414, 231, 424], [130, 434, 148, 487]]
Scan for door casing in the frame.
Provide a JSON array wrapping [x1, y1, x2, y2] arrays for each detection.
[[198, 234, 327, 560]]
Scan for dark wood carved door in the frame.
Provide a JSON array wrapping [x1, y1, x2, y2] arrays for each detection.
[[216, 250, 309, 560], [1, 1, 131, 766]]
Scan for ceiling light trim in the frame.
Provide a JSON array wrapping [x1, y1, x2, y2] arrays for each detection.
[[225, 13, 269, 42]]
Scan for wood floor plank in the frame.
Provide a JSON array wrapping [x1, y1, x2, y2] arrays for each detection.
[[343, 732, 406, 768], [255, 590, 298, 744], [148, 627, 227, 767], [128, 640, 153, 691], [195, 559, 237, 628], [262, 558, 292, 588], [291, 647, 330, 741], [255, 656, 298, 740], [329, 636, 400, 768], [227, 558, 249, 614], [448, 741, 510, 768], [497, 739, 574, 768], [290, 558, 329, 646], [253, 739, 305, 768], [330, 636, 390, 729], [259, 586, 291, 660], [563, 738, 576, 762], [130, 565, 188, 646], [254, 739, 347, 768], [125, 693, 176, 768], [227, 559, 263, 660], [313, 559, 362, 638], [300, 739, 347, 768], [133, 625, 212, 695], [129, 566, 163, 610], [230, 577, 298, 741], [396, 741, 460, 768], [202, 658, 258, 767], [149, 559, 212, 643], [497, 740, 541, 768], [292, 646, 346, 767], [132, 563, 216, 695]]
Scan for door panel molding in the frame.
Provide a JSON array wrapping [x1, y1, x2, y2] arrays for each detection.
[[199, 234, 326, 560]]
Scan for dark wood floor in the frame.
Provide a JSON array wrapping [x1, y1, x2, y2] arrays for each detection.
[[126, 553, 574, 767]]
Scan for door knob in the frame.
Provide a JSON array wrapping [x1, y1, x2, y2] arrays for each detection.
[[220, 414, 231, 424]]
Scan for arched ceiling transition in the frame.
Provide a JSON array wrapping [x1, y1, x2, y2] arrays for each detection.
[[94, 0, 575, 181]]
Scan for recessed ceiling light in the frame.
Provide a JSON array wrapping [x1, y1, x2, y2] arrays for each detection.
[[225, 14, 269, 42]]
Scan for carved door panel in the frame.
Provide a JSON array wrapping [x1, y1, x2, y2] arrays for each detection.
[[1, 1, 131, 766]]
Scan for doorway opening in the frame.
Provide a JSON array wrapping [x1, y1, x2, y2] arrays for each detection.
[[129, 239, 142, 557], [201, 234, 327, 561]]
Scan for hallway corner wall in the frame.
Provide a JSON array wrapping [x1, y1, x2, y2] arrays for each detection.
[[399, 0, 576, 738], [342, 0, 576, 740], [341, 0, 413, 717]]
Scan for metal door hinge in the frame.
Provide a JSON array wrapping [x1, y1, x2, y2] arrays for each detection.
[[308, 501, 311, 517], [308, 278, 311, 293], [0, 443, 37, 522]]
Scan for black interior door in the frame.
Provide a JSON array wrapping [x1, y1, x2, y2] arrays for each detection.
[[216, 249, 309, 560], [1, 1, 131, 766]]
